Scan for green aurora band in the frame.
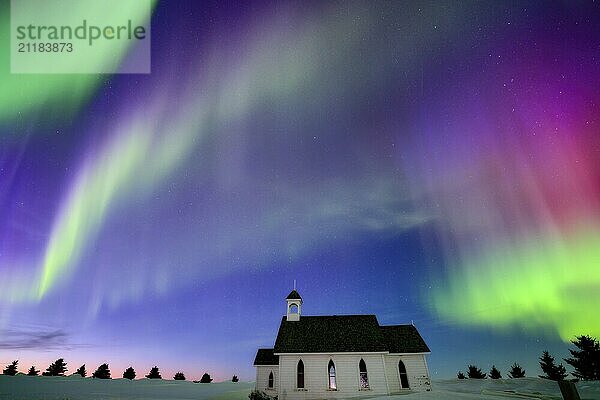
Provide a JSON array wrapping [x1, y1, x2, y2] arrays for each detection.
[[431, 223, 600, 341], [35, 6, 385, 298], [0, 1, 155, 125]]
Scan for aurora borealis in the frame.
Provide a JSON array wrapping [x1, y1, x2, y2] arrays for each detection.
[[1, 0, 599, 381]]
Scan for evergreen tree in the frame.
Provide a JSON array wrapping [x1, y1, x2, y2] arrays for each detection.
[[489, 365, 502, 379], [564, 335, 600, 381], [467, 365, 486, 379], [75, 364, 87, 378], [539, 351, 568, 381], [44, 358, 67, 376], [457, 371, 466, 379], [174, 372, 186, 380], [508, 363, 526, 378], [232, 375, 239, 382], [200, 372, 213, 383], [92, 363, 111, 379], [146, 366, 162, 379], [27, 366, 39, 376], [3, 360, 18, 376], [123, 367, 136, 380]]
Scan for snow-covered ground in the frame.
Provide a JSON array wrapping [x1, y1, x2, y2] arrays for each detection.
[[384, 378, 600, 399], [0, 376, 254, 400], [0, 376, 599, 400]]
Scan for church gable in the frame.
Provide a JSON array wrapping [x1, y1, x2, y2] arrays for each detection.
[[380, 325, 430, 353]]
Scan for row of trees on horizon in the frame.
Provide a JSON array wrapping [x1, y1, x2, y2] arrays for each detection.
[[2, 359, 240, 383], [3, 335, 598, 382], [457, 335, 600, 381]]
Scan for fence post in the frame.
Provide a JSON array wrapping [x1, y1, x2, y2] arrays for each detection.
[[557, 380, 580, 400]]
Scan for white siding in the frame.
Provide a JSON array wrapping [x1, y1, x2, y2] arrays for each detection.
[[255, 365, 278, 393], [277, 354, 388, 400], [384, 354, 431, 393]]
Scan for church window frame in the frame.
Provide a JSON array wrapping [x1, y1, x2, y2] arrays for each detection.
[[297, 359, 305, 389], [398, 360, 410, 389], [359, 359, 369, 389], [327, 359, 337, 390]]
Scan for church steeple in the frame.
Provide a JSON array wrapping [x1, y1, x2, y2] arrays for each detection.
[[286, 284, 302, 321]]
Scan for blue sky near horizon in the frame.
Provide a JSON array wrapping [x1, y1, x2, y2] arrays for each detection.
[[1, 0, 599, 382]]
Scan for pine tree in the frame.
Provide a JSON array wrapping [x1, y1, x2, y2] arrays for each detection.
[[200, 372, 212, 383], [539, 351, 567, 381], [27, 366, 39, 376], [3, 360, 18, 376], [508, 363, 526, 378], [232, 375, 239, 382], [75, 364, 87, 378], [146, 366, 162, 379], [457, 371, 466, 379], [467, 365, 486, 379], [564, 335, 600, 381], [174, 372, 186, 380], [92, 363, 111, 379], [44, 358, 67, 376], [489, 365, 502, 379], [123, 367, 136, 380]]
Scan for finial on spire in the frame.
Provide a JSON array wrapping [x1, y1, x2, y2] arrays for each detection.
[[293, 279, 296, 290]]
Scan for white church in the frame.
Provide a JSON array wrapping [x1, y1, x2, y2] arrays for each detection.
[[254, 290, 431, 399]]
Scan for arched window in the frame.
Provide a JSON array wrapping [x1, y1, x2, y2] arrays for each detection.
[[398, 360, 409, 389], [359, 359, 369, 389], [289, 304, 298, 314], [328, 359, 336, 390], [268, 371, 274, 389], [297, 360, 304, 389]]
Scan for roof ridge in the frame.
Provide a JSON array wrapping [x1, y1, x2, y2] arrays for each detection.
[[283, 314, 378, 318], [274, 314, 429, 354]]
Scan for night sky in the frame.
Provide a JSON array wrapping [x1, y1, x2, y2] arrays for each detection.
[[1, 1, 599, 382]]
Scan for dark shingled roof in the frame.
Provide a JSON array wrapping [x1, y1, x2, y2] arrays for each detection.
[[380, 325, 430, 353], [271, 315, 430, 354], [274, 315, 388, 353], [254, 348, 279, 365], [286, 290, 302, 300]]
